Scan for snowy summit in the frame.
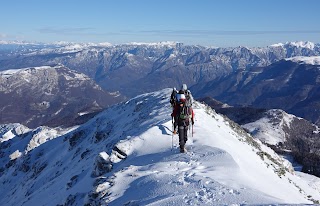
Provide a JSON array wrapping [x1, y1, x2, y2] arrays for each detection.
[[0, 89, 320, 205], [286, 56, 320, 65], [270, 41, 315, 50]]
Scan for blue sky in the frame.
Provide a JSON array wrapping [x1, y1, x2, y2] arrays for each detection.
[[1, 0, 319, 47]]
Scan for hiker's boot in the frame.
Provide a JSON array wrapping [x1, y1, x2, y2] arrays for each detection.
[[180, 146, 186, 153]]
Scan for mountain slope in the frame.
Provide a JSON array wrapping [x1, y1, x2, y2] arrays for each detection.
[[200, 96, 320, 178], [192, 57, 320, 125], [241, 109, 320, 177], [0, 65, 124, 128], [0, 89, 320, 205]]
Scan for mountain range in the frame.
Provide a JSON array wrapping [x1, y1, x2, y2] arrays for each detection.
[[1, 41, 319, 97], [1, 41, 320, 126], [192, 57, 320, 125], [1, 89, 320, 205]]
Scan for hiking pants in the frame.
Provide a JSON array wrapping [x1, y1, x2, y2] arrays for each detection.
[[178, 125, 188, 149]]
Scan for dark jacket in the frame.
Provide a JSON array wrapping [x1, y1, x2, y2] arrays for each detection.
[[170, 89, 178, 107]]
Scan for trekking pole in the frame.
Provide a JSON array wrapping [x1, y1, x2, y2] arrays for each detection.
[[171, 118, 174, 150], [192, 124, 194, 137], [188, 116, 191, 135]]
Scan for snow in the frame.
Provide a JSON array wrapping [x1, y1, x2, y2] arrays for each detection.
[[242, 109, 295, 145], [64, 43, 86, 50], [25, 126, 68, 152], [127, 41, 179, 47], [0, 123, 30, 142], [289, 41, 315, 50], [9, 150, 22, 160], [109, 91, 121, 97], [270, 41, 315, 50], [97, 42, 113, 47], [63, 71, 90, 81], [0, 89, 320, 205], [270, 43, 285, 47], [286, 56, 320, 65], [1, 130, 16, 142], [0, 68, 22, 76], [0, 65, 61, 77], [78, 111, 90, 116], [0, 40, 40, 45]]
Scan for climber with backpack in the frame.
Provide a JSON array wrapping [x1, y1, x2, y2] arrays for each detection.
[[170, 87, 178, 108], [180, 84, 194, 107], [170, 84, 194, 135], [171, 92, 195, 153], [170, 87, 179, 135]]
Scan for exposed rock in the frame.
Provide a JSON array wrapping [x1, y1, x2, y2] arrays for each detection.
[[92, 152, 112, 177]]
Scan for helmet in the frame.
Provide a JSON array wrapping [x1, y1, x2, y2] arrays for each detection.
[[176, 93, 186, 103], [181, 84, 187, 91]]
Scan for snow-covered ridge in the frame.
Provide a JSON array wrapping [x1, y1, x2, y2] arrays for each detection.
[[1, 88, 320, 205], [61, 42, 113, 50], [0, 65, 58, 77], [0, 65, 90, 81], [286, 56, 320, 65]]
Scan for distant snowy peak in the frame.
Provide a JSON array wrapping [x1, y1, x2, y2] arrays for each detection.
[[286, 56, 320, 65], [289, 41, 315, 50], [0, 65, 60, 77], [0, 41, 113, 50], [270, 41, 315, 50], [126, 41, 181, 47], [61, 42, 113, 50], [0, 40, 40, 45], [0, 65, 92, 81], [0, 40, 180, 48], [97, 42, 113, 47]]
